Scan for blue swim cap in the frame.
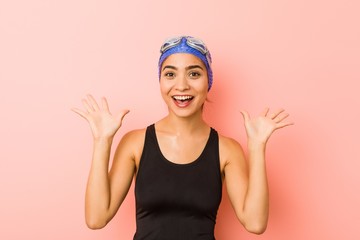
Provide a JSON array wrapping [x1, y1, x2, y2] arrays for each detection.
[[158, 36, 213, 91]]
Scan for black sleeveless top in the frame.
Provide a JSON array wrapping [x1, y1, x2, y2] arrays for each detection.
[[134, 124, 222, 240]]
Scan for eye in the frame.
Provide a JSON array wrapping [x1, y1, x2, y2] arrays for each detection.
[[189, 71, 201, 78], [164, 72, 175, 79]]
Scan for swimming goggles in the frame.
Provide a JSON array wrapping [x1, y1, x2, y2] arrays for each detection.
[[160, 36, 212, 64]]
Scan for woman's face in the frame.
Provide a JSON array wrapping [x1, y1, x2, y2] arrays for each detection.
[[159, 53, 208, 118]]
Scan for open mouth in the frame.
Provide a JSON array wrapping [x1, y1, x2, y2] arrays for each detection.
[[172, 95, 194, 107]]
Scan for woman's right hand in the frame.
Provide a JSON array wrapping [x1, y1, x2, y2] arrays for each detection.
[[71, 94, 129, 141]]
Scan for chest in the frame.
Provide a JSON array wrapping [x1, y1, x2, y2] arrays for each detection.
[[157, 134, 208, 164], [135, 145, 223, 216]]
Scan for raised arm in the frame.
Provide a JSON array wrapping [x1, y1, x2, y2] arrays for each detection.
[[71, 94, 136, 229], [221, 108, 293, 234]]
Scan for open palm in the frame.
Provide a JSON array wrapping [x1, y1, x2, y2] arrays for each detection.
[[240, 108, 294, 144], [71, 94, 129, 140]]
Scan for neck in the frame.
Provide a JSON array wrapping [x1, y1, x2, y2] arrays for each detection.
[[157, 111, 208, 135]]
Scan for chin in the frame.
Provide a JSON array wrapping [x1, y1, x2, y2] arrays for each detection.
[[169, 107, 203, 119]]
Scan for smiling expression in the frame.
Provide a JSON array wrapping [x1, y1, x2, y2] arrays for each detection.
[[159, 53, 209, 118]]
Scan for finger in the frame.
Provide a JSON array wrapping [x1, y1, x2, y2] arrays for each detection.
[[82, 99, 94, 112], [116, 109, 130, 123], [87, 94, 100, 111], [101, 97, 110, 112], [239, 110, 250, 122], [261, 107, 270, 117], [269, 108, 285, 120], [275, 121, 294, 130], [274, 112, 289, 123], [71, 108, 88, 120]]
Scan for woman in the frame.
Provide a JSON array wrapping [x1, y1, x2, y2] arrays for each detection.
[[72, 36, 293, 239]]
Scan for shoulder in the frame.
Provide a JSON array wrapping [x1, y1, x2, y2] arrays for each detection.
[[121, 128, 147, 143], [218, 133, 246, 167], [115, 127, 147, 161], [218, 134, 244, 155]]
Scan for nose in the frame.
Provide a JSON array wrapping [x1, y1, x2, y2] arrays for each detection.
[[175, 74, 190, 91]]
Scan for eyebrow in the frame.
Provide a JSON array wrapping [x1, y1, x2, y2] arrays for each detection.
[[162, 65, 177, 71], [162, 65, 204, 71]]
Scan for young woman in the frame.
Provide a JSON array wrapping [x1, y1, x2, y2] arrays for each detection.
[[72, 36, 293, 240]]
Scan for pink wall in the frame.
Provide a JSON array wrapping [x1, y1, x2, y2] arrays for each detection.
[[1, 0, 359, 239]]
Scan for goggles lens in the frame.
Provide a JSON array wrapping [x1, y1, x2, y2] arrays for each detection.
[[160, 36, 182, 53], [160, 36, 209, 56], [186, 37, 208, 55]]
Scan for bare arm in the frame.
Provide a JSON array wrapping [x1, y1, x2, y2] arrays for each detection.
[[72, 94, 135, 229], [84, 134, 137, 229], [223, 108, 293, 234]]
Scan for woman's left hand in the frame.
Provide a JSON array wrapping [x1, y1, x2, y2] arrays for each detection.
[[240, 108, 294, 144]]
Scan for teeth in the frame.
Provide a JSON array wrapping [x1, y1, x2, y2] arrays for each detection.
[[173, 96, 193, 101]]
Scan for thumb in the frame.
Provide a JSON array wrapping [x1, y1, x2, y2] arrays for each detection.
[[239, 110, 250, 122], [116, 109, 130, 123]]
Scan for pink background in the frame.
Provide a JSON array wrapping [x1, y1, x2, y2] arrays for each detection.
[[1, 0, 359, 239]]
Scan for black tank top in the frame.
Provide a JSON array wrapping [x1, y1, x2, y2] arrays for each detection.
[[134, 124, 222, 240]]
